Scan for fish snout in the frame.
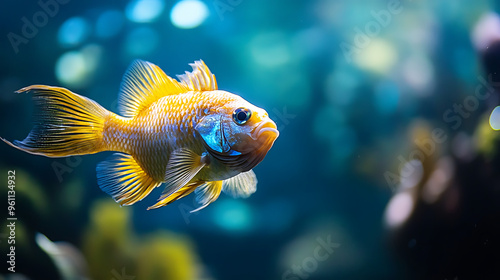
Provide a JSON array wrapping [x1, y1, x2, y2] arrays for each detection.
[[252, 119, 279, 142]]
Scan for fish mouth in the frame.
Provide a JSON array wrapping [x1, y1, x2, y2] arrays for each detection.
[[252, 120, 280, 141]]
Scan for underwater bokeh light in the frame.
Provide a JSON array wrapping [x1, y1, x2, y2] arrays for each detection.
[[126, 0, 165, 23], [2, 0, 500, 279], [170, 0, 209, 29]]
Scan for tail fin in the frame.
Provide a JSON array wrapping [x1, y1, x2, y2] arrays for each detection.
[[1, 85, 109, 157]]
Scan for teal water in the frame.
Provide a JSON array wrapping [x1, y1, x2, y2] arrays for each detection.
[[1, 0, 500, 279]]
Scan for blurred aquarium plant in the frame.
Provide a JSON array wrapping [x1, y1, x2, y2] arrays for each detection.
[[83, 199, 204, 280]]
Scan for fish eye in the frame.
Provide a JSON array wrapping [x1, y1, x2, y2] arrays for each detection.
[[232, 108, 252, 125]]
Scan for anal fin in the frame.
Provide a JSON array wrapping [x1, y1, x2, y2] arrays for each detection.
[[97, 153, 161, 206]]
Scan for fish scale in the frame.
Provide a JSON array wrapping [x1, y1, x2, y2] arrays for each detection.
[[103, 91, 235, 182]]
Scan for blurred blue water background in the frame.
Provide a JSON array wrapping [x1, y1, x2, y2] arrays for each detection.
[[1, 0, 500, 279]]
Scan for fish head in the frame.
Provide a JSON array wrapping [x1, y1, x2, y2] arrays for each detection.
[[195, 92, 279, 171]]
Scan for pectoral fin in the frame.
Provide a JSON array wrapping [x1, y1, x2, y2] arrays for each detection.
[[159, 148, 207, 201], [97, 153, 162, 206], [222, 170, 258, 198], [191, 181, 223, 213]]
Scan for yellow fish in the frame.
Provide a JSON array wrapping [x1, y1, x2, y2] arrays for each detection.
[[1, 60, 279, 211]]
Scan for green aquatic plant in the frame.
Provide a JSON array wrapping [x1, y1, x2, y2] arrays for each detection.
[[476, 112, 500, 159], [136, 232, 198, 280], [83, 199, 201, 280], [83, 199, 135, 280]]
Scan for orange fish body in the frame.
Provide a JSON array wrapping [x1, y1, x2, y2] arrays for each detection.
[[2, 60, 279, 211]]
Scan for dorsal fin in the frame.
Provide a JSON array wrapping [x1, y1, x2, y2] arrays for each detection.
[[118, 60, 189, 118], [177, 60, 218, 91]]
